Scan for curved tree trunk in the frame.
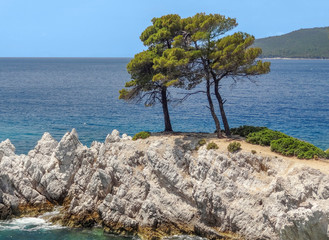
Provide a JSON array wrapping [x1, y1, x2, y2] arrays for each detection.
[[214, 80, 231, 136], [206, 78, 222, 138], [161, 87, 173, 132]]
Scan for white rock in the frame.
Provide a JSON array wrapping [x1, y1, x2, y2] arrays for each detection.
[[0, 139, 16, 160], [0, 130, 329, 239], [105, 129, 121, 144]]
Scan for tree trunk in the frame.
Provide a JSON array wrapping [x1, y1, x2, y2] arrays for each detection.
[[206, 78, 222, 138], [161, 87, 173, 132], [214, 80, 231, 136]]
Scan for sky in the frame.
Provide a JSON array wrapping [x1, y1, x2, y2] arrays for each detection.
[[0, 0, 328, 57]]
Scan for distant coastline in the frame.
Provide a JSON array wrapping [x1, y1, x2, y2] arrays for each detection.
[[261, 57, 329, 60], [0, 57, 132, 59], [254, 26, 329, 59]]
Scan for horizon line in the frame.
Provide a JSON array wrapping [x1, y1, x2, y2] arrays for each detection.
[[0, 56, 133, 59]]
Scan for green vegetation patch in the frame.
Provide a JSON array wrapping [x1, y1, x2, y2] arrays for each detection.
[[246, 129, 289, 146], [227, 142, 241, 153], [195, 138, 207, 150], [230, 125, 267, 137], [198, 139, 206, 146], [207, 142, 219, 150], [132, 131, 151, 141], [271, 137, 327, 159], [242, 127, 328, 159]]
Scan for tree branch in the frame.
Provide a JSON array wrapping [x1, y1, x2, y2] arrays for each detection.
[[175, 90, 207, 104]]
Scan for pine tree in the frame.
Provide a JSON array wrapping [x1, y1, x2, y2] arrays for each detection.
[[119, 14, 190, 132], [179, 13, 271, 136]]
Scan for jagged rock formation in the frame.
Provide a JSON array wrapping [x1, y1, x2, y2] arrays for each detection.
[[0, 129, 329, 240]]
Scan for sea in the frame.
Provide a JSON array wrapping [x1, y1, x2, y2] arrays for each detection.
[[0, 216, 126, 240], [0, 57, 328, 239], [0, 215, 202, 240]]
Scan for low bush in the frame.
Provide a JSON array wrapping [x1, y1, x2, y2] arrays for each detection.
[[207, 142, 219, 150], [246, 129, 289, 146], [227, 141, 241, 153], [230, 125, 267, 137], [270, 137, 298, 156], [244, 128, 327, 160], [195, 139, 207, 150], [198, 139, 206, 146], [251, 150, 257, 154], [132, 131, 151, 141], [270, 137, 326, 159]]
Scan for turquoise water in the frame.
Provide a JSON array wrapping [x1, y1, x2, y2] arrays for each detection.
[[0, 58, 328, 152], [0, 216, 203, 240], [0, 217, 129, 240]]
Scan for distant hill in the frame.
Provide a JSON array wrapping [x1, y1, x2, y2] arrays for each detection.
[[254, 27, 329, 59]]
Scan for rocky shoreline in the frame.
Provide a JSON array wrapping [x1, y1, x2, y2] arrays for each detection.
[[0, 129, 329, 239]]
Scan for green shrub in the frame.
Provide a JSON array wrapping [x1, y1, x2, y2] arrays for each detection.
[[207, 142, 219, 150], [325, 149, 329, 159], [270, 137, 326, 159], [230, 125, 267, 137], [132, 131, 151, 141], [251, 150, 257, 154], [295, 141, 326, 159], [198, 139, 206, 146], [195, 139, 207, 150], [270, 137, 298, 156], [227, 141, 241, 153], [235, 127, 328, 160], [246, 129, 289, 146]]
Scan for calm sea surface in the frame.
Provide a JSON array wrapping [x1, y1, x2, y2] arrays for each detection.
[[0, 58, 328, 238], [0, 58, 328, 153]]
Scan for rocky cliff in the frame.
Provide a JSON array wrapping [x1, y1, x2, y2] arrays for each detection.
[[0, 129, 328, 240]]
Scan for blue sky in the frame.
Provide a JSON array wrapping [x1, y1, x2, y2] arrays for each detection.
[[0, 0, 328, 57]]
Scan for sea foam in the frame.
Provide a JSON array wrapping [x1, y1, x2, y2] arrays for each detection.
[[0, 216, 64, 231]]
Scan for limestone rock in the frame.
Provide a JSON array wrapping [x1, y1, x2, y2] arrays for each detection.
[[28, 132, 58, 157], [105, 129, 121, 143], [0, 129, 328, 240], [0, 139, 15, 160]]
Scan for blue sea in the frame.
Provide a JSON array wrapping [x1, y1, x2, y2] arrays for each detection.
[[0, 58, 328, 153], [0, 58, 328, 238]]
